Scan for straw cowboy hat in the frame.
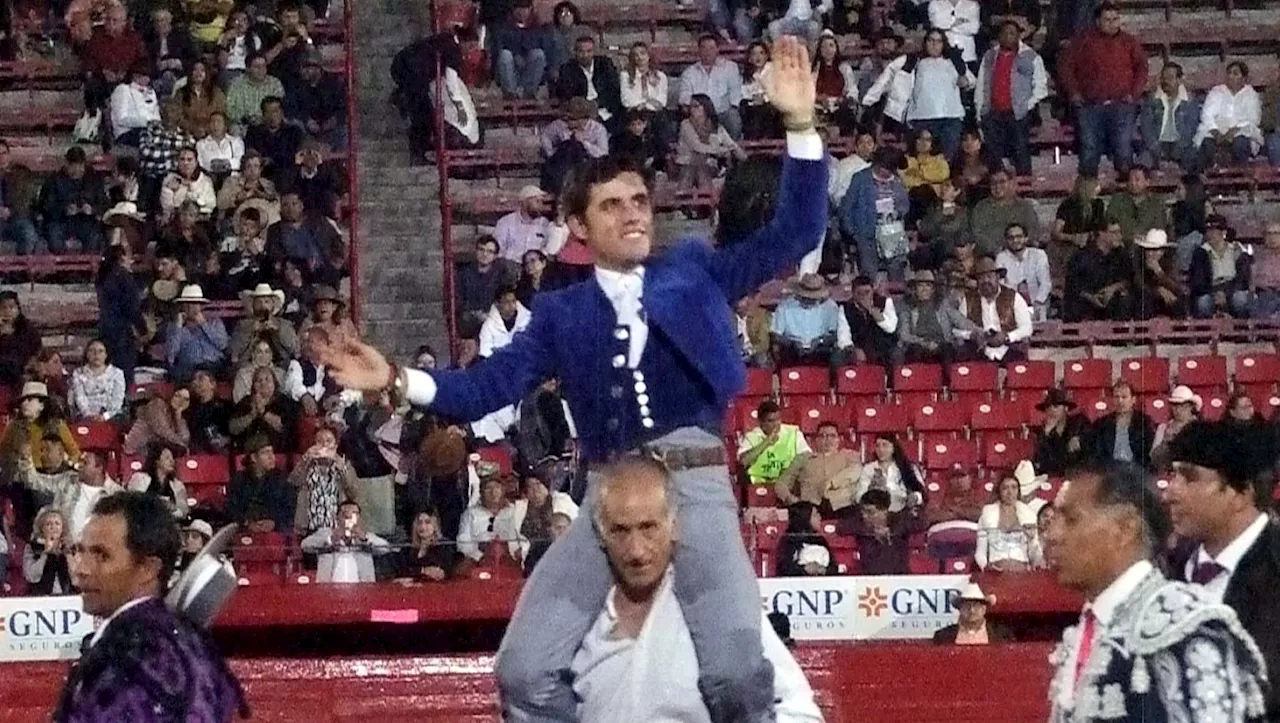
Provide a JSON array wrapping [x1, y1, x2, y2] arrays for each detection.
[[185, 519, 214, 540], [970, 256, 1006, 279], [797, 544, 831, 569], [176, 284, 210, 304], [518, 185, 547, 202], [240, 283, 286, 314], [19, 381, 48, 400], [1013, 459, 1048, 498], [1135, 228, 1170, 250], [1167, 385, 1203, 412], [957, 581, 995, 606], [792, 273, 830, 301]]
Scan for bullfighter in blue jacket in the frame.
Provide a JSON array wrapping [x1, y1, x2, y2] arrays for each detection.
[[324, 37, 829, 723]]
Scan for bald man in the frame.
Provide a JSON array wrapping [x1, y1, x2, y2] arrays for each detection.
[[570, 457, 824, 722]]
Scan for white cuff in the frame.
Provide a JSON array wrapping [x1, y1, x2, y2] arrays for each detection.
[[785, 131, 823, 161], [404, 368, 439, 407]]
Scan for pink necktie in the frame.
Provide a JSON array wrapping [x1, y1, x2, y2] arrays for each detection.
[[1074, 611, 1097, 687]]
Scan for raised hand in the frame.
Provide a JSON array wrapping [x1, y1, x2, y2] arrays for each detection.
[[761, 35, 816, 127], [323, 338, 393, 392]]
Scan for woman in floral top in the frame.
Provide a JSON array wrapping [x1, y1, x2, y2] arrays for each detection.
[[69, 339, 127, 420]]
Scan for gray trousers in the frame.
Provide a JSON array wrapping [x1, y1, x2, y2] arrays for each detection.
[[495, 427, 774, 722]]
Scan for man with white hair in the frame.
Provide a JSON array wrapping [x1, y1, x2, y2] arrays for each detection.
[[572, 457, 824, 722], [494, 186, 551, 263]]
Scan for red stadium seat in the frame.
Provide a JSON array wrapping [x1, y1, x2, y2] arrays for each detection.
[[947, 362, 1000, 401], [1117, 357, 1170, 395], [969, 398, 1026, 434], [476, 446, 513, 477], [743, 367, 775, 398], [187, 484, 227, 510], [732, 397, 764, 433], [1144, 396, 1171, 425], [908, 551, 940, 574], [745, 484, 778, 508], [942, 557, 975, 574], [236, 569, 284, 587], [1200, 393, 1229, 421], [180, 455, 232, 486], [1235, 353, 1280, 392], [981, 436, 1034, 471], [783, 401, 831, 434], [1075, 392, 1112, 422], [70, 420, 120, 452], [912, 400, 968, 437], [778, 366, 830, 397], [1004, 360, 1056, 393], [893, 363, 943, 397], [1176, 355, 1228, 391], [852, 402, 910, 435], [119, 454, 146, 477], [835, 364, 887, 398], [920, 438, 978, 471], [1062, 358, 1113, 391]]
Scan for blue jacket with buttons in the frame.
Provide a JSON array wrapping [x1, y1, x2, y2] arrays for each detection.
[[427, 155, 829, 462]]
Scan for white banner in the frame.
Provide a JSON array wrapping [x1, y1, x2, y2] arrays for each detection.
[[0, 596, 96, 661], [760, 575, 968, 641]]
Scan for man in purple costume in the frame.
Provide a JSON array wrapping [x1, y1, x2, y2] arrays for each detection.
[[55, 492, 246, 723]]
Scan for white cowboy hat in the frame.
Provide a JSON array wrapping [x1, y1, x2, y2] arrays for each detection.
[[176, 284, 210, 304], [239, 283, 285, 312], [797, 544, 830, 569], [102, 200, 146, 225], [19, 381, 48, 400], [1013, 459, 1048, 498], [1135, 228, 1170, 250], [1167, 384, 1203, 411], [957, 581, 994, 605], [185, 519, 214, 539]]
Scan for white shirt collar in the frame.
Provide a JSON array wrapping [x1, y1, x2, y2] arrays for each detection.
[[1086, 559, 1153, 626], [89, 595, 156, 647], [594, 265, 645, 298], [1197, 512, 1268, 575]]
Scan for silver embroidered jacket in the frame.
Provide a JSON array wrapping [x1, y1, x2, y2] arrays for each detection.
[[1048, 570, 1269, 723]]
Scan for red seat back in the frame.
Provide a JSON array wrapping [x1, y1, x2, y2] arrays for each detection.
[[1003, 360, 1056, 392], [835, 364, 887, 398], [1117, 357, 1170, 395], [920, 438, 978, 471], [1235, 353, 1280, 387], [851, 402, 909, 435], [947, 362, 1000, 394], [981, 435, 1034, 472], [743, 367, 775, 397], [778, 366, 830, 397], [1062, 358, 1113, 390], [70, 419, 120, 452], [912, 400, 968, 435], [893, 363, 943, 393], [1176, 355, 1228, 391], [969, 398, 1026, 433]]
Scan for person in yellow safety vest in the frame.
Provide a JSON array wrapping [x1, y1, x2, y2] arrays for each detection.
[[737, 399, 811, 486]]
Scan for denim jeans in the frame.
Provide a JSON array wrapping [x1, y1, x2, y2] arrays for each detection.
[[913, 117, 964, 162], [496, 48, 547, 98], [1193, 290, 1252, 318], [46, 218, 104, 254], [1267, 133, 1280, 166], [1077, 101, 1136, 177], [4, 218, 41, 255], [1198, 134, 1255, 170], [718, 108, 743, 141], [1252, 290, 1280, 318], [707, 0, 758, 41], [982, 111, 1032, 176], [767, 16, 821, 44], [496, 427, 772, 723]]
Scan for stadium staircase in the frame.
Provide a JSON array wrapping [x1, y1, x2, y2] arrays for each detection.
[[351, 0, 450, 358]]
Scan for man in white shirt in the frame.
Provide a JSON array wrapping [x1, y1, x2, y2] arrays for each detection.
[[493, 186, 551, 263], [953, 256, 1033, 362], [995, 222, 1051, 320], [109, 64, 161, 146], [572, 456, 823, 723], [927, 0, 981, 65], [479, 286, 532, 357], [300, 500, 391, 582], [18, 450, 122, 541], [1041, 462, 1266, 722], [196, 111, 245, 176], [678, 34, 744, 140], [1163, 420, 1280, 718]]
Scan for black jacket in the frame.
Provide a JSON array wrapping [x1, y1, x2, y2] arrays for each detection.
[[1088, 411, 1156, 470], [553, 56, 623, 122], [1176, 521, 1280, 721]]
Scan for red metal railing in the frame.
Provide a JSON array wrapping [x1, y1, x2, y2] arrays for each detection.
[[344, 5, 362, 324]]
